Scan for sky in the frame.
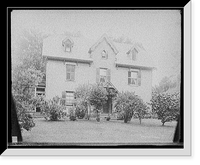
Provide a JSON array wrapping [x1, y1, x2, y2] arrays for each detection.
[[11, 9, 181, 86]]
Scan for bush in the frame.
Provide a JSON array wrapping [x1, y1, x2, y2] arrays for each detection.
[[150, 92, 180, 126], [114, 91, 149, 124], [114, 92, 135, 123], [69, 106, 77, 121], [40, 96, 66, 121], [89, 84, 108, 121]]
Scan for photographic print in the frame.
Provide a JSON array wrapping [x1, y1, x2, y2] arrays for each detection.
[[4, 3, 191, 156]]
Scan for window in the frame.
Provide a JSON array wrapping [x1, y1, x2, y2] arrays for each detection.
[[131, 48, 138, 61], [100, 68, 107, 83], [96, 68, 111, 84], [61, 91, 75, 106], [66, 91, 75, 106], [101, 50, 108, 59], [128, 70, 141, 86], [66, 64, 75, 81], [62, 38, 74, 52]]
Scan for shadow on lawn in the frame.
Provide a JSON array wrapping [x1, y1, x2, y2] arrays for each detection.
[[35, 117, 176, 128]]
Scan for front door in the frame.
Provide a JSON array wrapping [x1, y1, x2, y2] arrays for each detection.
[[103, 97, 112, 114]]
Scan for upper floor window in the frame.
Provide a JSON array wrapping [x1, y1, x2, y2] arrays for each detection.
[[66, 64, 75, 81], [101, 50, 108, 59], [62, 38, 74, 52], [100, 68, 107, 83], [128, 69, 141, 86], [96, 68, 111, 84]]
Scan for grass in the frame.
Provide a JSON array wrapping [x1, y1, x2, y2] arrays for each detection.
[[22, 117, 177, 144]]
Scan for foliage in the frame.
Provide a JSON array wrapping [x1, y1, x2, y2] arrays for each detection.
[[133, 98, 149, 124], [150, 91, 180, 125], [114, 91, 134, 123], [114, 91, 149, 123], [39, 96, 66, 121], [12, 29, 48, 131], [89, 84, 108, 111], [75, 101, 86, 119], [68, 106, 77, 121], [12, 66, 44, 131], [74, 84, 92, 119], [152, 76, 179, 94], [14, 100, 35, 131]]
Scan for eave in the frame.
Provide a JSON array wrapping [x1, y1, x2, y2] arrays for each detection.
[[115, 62, 155, 70], [45, 55, 93, 64]]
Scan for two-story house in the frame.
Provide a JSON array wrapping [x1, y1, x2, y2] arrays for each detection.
[[42, 34, 155, 113]]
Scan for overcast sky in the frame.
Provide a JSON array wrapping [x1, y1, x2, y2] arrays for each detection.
[[11, 10, 181, 86]]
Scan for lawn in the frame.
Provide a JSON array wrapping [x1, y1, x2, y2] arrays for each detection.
[[22, 117, 177, 145]]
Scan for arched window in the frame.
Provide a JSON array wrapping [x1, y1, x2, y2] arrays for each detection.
[[101, 50, 108, 59]]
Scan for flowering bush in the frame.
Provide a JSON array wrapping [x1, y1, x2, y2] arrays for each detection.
[[114, 91, 149, 123], [150, 92, 180, 126], [39, 96, 66, 121]]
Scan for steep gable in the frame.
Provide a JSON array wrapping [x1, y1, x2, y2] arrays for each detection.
[[88, 34, 118, 55]]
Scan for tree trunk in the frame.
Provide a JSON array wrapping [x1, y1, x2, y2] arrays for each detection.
[[162, 122, 165, 126], [139, 118, 142, 124]]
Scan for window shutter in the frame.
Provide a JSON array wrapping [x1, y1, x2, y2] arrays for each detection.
[[61, 91, 66, 105], [96, 68, 100, 83], [128, 71, 131, 85], [138, 70, 141, 86], [71, 65, 75, 81], [107, 69, 111, 82]]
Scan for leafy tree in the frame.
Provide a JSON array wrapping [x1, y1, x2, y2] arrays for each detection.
[[133, 97, 149, 124], [150, 92, 180, 126], [12, 66, 44, 130], [114, 91, 149, 123], [12, 29, 48, 130], [74, 84, 92, 119], [89, 84, 108, 121], [114, 91, 134, 122]]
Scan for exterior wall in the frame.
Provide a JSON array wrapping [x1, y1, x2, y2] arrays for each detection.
[[45, 59, 94, 99], [113, 67, 152, 103], [45, 38, 152, 104]]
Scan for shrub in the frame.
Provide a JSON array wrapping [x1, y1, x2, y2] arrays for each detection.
[[40, 96, 66, 121], [150, 92, 180, 126], [68, 106, 77, 121], [89, 84, 108, 121], [114, 91, 149, 124], [75, 102, 86, 119], [15, 101, 35, 131]]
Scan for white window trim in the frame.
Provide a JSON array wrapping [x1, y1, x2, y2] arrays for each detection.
[[65, 63, 76, 82], [128, 69, 139, 86]]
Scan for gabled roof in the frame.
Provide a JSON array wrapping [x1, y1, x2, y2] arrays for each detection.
[[114, 42, 155, 69], [42, 34, 94, 62], [42, 34, 155, 69], [88, 34, 119, 55]]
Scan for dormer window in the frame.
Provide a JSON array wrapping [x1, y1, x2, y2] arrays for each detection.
[[101, 50, 108, 59], [62, 38, 74, 52], [131, 48, 138, 61]]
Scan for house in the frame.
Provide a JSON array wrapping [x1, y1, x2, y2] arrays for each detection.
[[42, 34, 155, 113]]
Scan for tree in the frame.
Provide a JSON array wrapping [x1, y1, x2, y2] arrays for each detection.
[[133, 97, 149, 124], [114, 91, 149, 123], [12, 66, 44, 130], [12, 29, 48, 130], [74, 84, 92, 119], [150, 92, 180, 126], [114, 91, 135, 123], [89, 84, 108, 121]]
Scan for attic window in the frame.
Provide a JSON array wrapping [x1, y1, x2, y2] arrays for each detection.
[[131, 48, 138, 61], [62, 38, 74, 52], [101, 50, 108, 59]]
